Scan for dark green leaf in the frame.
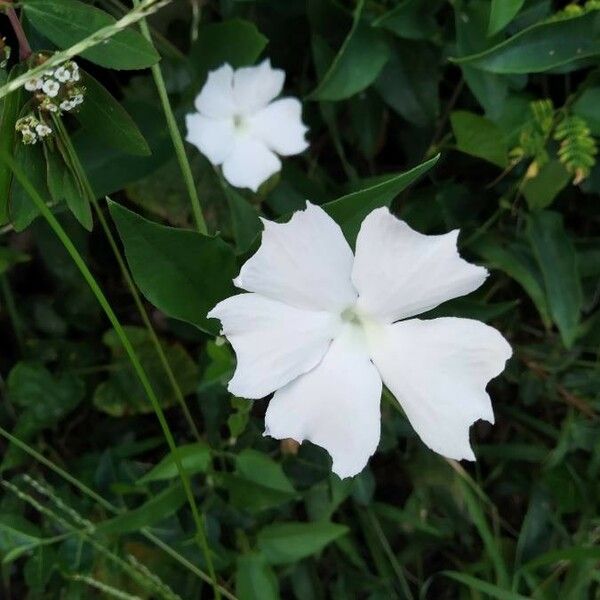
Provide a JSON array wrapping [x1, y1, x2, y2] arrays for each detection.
[[138, 443, 211, 484], [526, 211, 582, 347], [573, 87, 600, 135], [488, 0, 526, 35], [373, 0, 438, 40], [224, 186, 262, 254], [451, 111, 508, 167], [454, 10, 600, 74], [522, 160, 570, 210], [76, 70, 150, 156], [23, 0, 159, 70], [257, 522, 348, 565], [236, 553, 279, 600], [108, 201, 237, 335]]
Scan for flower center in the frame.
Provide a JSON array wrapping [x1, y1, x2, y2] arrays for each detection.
[[233, 114, 248, 133], [341, 306, 362, 326]]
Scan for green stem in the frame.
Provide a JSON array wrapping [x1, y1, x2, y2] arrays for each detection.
[[0, 148, 220, 599], [52, 116, 202, 443], [132, 0, 208, 235]]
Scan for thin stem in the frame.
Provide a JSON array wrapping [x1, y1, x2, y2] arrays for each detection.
[[131, 0, 208, 235], [0, 148, 220, 598], [5, 5, 32, 61], [52, 115, 202, 442]]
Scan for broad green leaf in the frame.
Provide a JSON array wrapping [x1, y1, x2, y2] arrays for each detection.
[[236, 450, 296, 495], [573, 87, 600, 135], [324, 155, 439, 243], [236, 553, 279, 600], [443, 571, 530, 600], [470, 236, 551, 328], [257, 521, 348, 565], [375, 40, 440, 127], [97, 484, 186, 535], [309, 0, 390, 101], [23, 0, 159, 70], [223, 185, 262, 254], [373, 0, 438, 40], [93, 326, 198, 416], [488, 0, 526, 35], [189, 19, 267, 83], [454, 10, 600, 74], [75, 70, 150, 156], [522, 160, 570, 210], [450, 111, 508, 167], [10, 140, 48, 231], [108, 201, 237, 335], [0, 65, 24, 225], [138, 443, 211, 484], [23, 546, 57, 593], [526, 211, 582, 347]]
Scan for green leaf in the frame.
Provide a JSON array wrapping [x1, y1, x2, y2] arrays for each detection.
[[189, 19, 268, 83], [0, 65, 24, 226], [75, 70, 150, 156], [0, 247, 29, 276], [454, 10, 600, 74], [323, 155, 439, 243], [443, 571, 530, 600], [236, 553, 279, 600], [522, 160, 570, 210], [450, 111, 508, 167], [309, 0, 390, 101], [224, 186, 262, 254], [573, 87, 600, 135], [23, 0, 159, 70], [0, 515, 41, 555], [10, 140, 49, 231], [138, 443, 211, 484], [526, 211, 582, 347], [373, 0, 438, 40], [257, 521, 348, 565], [93, 326, 198, 416], [108, 201, 237, 335], [488, 0, 526, 36], [97, 484, 186, 535], [470, 236, 552, 328]]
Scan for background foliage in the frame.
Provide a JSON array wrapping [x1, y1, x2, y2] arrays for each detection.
[[1, 0, 600, 598]]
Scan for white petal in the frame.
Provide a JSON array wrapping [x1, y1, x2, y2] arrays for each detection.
[[352, 208, 488, 323], [265, 324, 382, 478], [208, 293, 341, 400], [234, 202, 357, 312], [185, 113, 235, 165], [221, 137, 281, 192], [249, 98, 309, 156], [369, 317, 512, 461], [195, 64, 236, 118], [233, 59, 285, 114]]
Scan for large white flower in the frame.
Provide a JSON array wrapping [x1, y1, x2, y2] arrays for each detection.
[[185, 60, 309, 192], [208, 204, 512, 478]]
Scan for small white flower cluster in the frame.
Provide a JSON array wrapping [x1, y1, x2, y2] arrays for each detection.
[[15, 114, 52, 145], [24, 60, 85, 115]]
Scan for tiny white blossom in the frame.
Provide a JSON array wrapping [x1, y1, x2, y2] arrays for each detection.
[[42, 79, 60, 98], [44, 69, 55, 77], [54, 66, 71, 83], [60, 100, 73, 112], [71, 94, 84, 106], [24, 78, 43, 92], [35, 123, 52, 138], [208, 204, 512, 478], [186, 60, 308, 192]]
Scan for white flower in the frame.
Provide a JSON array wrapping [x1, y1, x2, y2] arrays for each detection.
[[35, 123, 52, 138], [208, 203, 512, 478], [185, 60, 309, 192], [60, 100, 73, 112], [54, 66, 71, 83], [24, 78, 43, 92], [42, 79, 60, 98]]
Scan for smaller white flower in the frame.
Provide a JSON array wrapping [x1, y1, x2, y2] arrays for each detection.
[[208, 204, 512, 478], [186, 59, 309, 192], [21, 129, 37, 145], [24, 78, 43, 92], [42, 79, 60, 98], [54, 66, 71, 83], [35, 123, 52, 138], [60, 100, 73, 112], [71, 94, 84, 106], [69, 62, 80, 81], [43, 69, 55, 77]]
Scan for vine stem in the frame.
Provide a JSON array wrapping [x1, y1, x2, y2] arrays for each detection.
[[5, 3, 32, 61], [131, 0, 208, 235], [0, 148, 220, 599], [52, 115, 202, 443]]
